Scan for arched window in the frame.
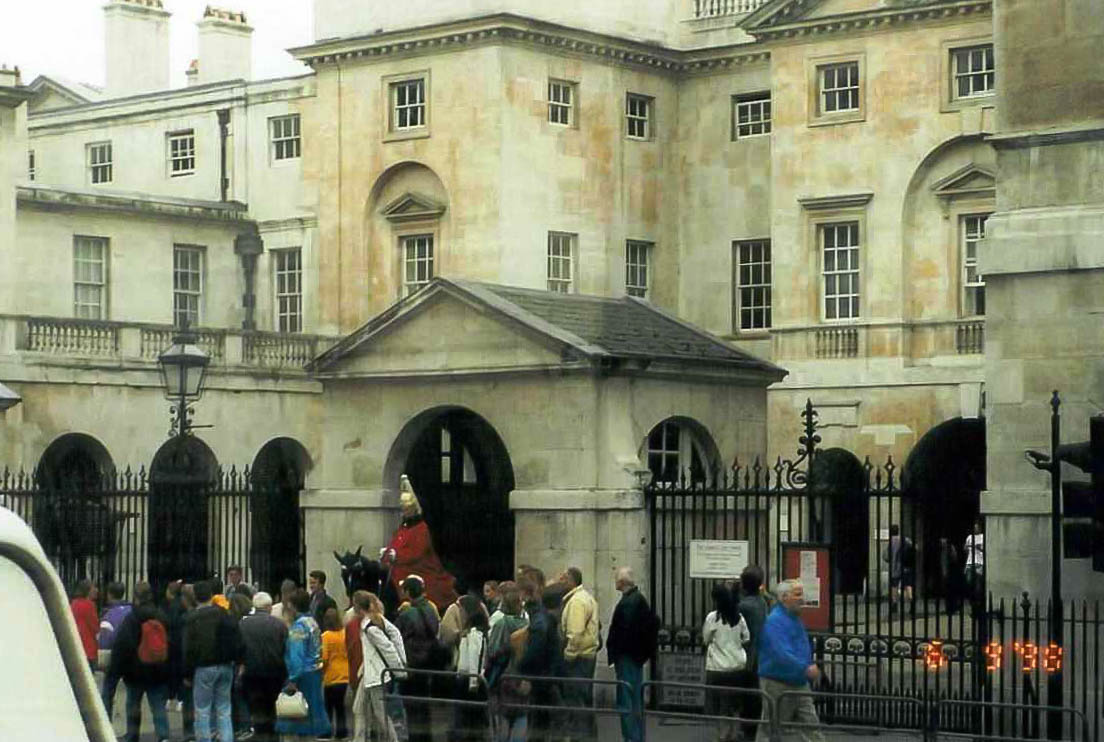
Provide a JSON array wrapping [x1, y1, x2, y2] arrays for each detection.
[[642, 418, 718, 485]]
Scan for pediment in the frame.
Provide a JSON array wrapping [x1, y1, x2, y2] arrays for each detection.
[[317, 290, 571, 378], [381, 192, 447, 224], [932, 164, 996, 199]]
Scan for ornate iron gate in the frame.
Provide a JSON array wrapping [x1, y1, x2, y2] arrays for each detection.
[[0, 464, 304, 596]]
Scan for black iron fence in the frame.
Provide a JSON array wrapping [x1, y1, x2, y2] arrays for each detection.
[[0, 465, 304, 596], [645, 400, 1102, 740]]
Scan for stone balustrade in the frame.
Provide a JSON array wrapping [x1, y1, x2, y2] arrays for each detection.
[[691, 0, 766, 18], [5, 315, 340, 372], [955, 320, 985, 355], [769, 319, 985, 362]]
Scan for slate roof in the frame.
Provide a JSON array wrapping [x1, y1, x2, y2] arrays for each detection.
[[312, 278, 785, 378]]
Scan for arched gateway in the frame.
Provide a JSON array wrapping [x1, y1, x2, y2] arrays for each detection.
[[385, 407, 515, 591]]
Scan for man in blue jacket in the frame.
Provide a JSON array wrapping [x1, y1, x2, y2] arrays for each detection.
[[755, 579, 824, 742]]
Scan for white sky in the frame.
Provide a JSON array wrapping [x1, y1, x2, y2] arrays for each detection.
[[0, 0, 314, 89]]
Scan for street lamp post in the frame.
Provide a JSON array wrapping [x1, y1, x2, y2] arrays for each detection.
[[157, 326, 211, 438]]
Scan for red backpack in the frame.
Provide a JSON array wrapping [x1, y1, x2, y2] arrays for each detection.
[[137, 619, 169, 664]]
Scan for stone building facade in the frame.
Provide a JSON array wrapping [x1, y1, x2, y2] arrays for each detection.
[[6, 0, 1094, 605]]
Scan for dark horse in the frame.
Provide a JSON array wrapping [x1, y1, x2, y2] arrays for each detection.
[[333, 546, 400, 618]]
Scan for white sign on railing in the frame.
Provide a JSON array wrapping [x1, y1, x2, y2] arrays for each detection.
[[689, 539, 749, 579]]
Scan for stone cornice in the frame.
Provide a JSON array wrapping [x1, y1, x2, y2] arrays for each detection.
[[746, 0, 991, 43], [987, 124, 1104, 151], [292, 5, 992, 76], [17, 186, 253, 224], [292, 13, 684, 73]]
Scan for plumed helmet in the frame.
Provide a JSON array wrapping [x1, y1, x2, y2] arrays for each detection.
[[399, 474, 422, 515]]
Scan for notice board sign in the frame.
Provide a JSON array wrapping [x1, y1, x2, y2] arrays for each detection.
[[656, 652, 705, 707], [780, 542, 833, 632], [689, 540, 749, 579]]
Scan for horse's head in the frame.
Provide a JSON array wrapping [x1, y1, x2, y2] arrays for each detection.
[[333, 547, 384, 598]]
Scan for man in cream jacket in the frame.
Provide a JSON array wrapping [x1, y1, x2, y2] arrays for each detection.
[[560, 566, 600, 741]]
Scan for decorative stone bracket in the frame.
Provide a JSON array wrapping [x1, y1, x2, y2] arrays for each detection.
[[234, 228, 264, 330]]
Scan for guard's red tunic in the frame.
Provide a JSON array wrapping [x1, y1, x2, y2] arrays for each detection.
[[386, 516, 458, 610]]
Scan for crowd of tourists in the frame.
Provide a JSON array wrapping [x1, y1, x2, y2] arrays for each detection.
[[68, 560, 828, 742]]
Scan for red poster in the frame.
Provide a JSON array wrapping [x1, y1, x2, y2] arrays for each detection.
[[780, 542, 833, 632]]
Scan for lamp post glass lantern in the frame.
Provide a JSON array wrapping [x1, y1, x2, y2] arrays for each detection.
[[158, 331, 210, 436]]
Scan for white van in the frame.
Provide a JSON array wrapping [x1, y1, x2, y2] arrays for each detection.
[[0, 506, 115, 741]]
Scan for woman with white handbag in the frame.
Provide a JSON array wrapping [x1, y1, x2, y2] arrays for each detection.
[[275, 589, 332, 739], [353, 590, 406, 742]]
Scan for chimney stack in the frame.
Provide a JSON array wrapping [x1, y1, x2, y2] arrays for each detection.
[[186, 59, 200, 87], [103, 0, 171, 97], [196, 7, 253, 85]]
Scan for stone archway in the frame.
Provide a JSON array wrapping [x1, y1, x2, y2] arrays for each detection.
[[902, 417, 986, 597], [384, 406, 515, 591], [251, 438, 312, 594], [809, 447, 869, 595], [33, 433, 119, 587], [148, 436, 220, 591]]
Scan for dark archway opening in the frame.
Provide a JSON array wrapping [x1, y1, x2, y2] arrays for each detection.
[[251, 438, 311, 595], [809, 448, 869, 595], [34, 434, 119, 588], [393, 408, 515, 591], [148, 436, 220, 592], [902, 417, 986, 598]]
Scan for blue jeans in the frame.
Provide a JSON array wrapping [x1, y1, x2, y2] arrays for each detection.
[[101, 669, 122, 718], [124, 681, 170, 742], [562, 655, 597, 740], [615, 659, 644, 742], [194, 664, 234, 742]]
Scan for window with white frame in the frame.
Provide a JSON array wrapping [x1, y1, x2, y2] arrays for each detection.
[[547, 232, 575, 293], [819, 62, 860, 114], [28, 150, 35, 181], [167, 130, 195, 177], [548, 80, 575, 126], [270, 115, 301, 161], [734, 92, 772, 139], [401, 234, 434, 296], [440, 426, 477, 485], [952, 44, 995, 99], [73, 236, 108, 320], [274, 248, 303, 333], [626, 94, 652, 139], [821, 222, 860, 320], [87, 142, 112, 184], [735, 240, 772, 331], [392, 78, 426, 131], [643, 419, 712, 485], [173, 245, 204, 327], [962, 214, 989, 316], [625, 240, 651, 298]]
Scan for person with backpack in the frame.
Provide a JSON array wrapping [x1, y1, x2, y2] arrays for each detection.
[[395, 575, 445, 742], [108, 581, 171, 742], [607, 567, 658, 742], [484, 581, 529, 742], [99, 581, 133, 720]]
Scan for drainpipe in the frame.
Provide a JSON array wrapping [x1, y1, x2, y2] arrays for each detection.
[[217, 109, 230, 202], [234, 228, 264, 330]]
